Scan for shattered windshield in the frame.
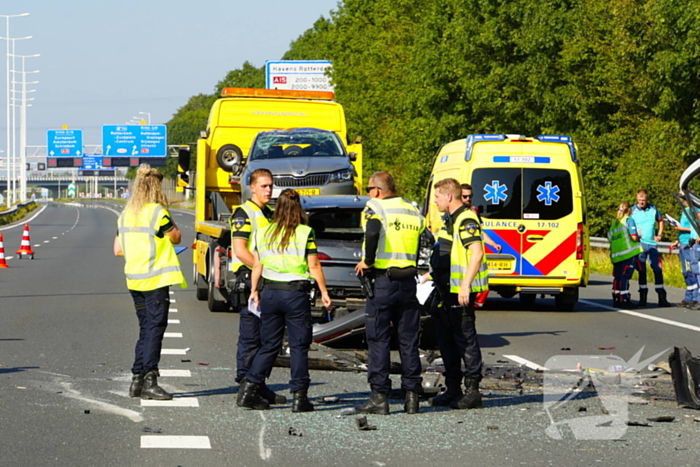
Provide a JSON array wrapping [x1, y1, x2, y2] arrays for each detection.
[[250, 131, 345, 160]]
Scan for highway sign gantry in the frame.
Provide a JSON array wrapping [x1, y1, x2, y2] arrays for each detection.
[[47, 129, 84, 168], [102, 125, 167, 168]]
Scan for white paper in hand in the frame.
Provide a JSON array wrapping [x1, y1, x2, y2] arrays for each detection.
[[248, 297, 261, 318], [416, 280, 435, 305]]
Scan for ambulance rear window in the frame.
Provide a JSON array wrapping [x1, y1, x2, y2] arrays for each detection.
[[470, 168, 573, 220]]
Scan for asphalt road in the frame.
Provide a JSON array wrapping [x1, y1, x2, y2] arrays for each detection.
[[2, 202, 700, 466]]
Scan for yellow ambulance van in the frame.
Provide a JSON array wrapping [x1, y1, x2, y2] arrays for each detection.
[[424, 134, 589, 310]]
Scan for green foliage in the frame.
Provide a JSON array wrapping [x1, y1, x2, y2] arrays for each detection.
[[166, 0, 700, 239], [0, 202, 38, 226]]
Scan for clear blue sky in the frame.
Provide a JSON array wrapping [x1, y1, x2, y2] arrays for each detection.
[[3, 0, 338, 152]]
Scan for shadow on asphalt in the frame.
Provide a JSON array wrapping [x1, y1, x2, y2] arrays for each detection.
[[479, 330, 568, 348], [0, 366, 40, 374]]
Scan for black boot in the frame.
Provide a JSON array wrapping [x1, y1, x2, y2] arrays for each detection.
[[404, 390, 419, 414], [260, 382, 287, 405], [451, 378, 482, 410], [238, 380, 270, 410], [236, 377, 247, 406], [620, 295, 637, 309], [129, 373, 144, 398], [612, 293, 620, 308], [658, 289, 672, 307], [140, 370, 173, 401], [291, 388, 314, 413], [638, 289, 648, 307], [429, 379, 463, 407], [355, 391, 389, 415]]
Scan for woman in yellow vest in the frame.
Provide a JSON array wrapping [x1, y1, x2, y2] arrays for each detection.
[[607, 201, 642, 308], [114, 164, 187, 401], [238, 189, 332, 411]]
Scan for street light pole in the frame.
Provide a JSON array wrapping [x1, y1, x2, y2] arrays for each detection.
[[138, 111, 151, 124], [0, 13, 29, 206], [11, 53, 39, 202]]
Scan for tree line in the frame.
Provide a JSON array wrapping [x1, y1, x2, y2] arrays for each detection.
[[165, 0, 700, 238]]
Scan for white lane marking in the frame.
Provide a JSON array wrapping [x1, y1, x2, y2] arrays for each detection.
[[161, 349, 188, 355], [580, 299, 700, 333], [170, 308, 178, 312], [168, 319, 180, 324], [141, 398, 199, 407], [0, 204, 47, 231], [52, 236, 57, 239], [141, 436, 211, 449], [43, 240, 50, 243], [159, 369, 191, 377], [33, 244, 41, 247], [169, 291, 174, 294], [59, 382, 144, 422], [502, 355, 548, 371], [5, 256, 12, 260], [170, 299, 176, 303], [258, 412, 272, 460], [164, 332, 183, 338]]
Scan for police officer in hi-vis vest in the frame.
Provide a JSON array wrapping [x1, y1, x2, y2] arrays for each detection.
[[114, 164, 187, 401], [431, 178, 488, 410], [230, 168, 285, 406], [608, 201, 642, 308], [238, 189, 332, 412], [354, 171, 425, 415]]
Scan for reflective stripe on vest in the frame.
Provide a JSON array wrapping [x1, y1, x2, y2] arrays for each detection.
[[256, 223, 312, 282], [118, 203, 186, 291], [230, 201, 272, 271], [608, 216, 642, 263], [449, 209, 489, 293], [363, 197, 424, 269]]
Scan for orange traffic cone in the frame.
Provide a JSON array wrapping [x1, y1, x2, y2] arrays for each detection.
[[0, 233, 9, 268], [16, 223, 35, 259]]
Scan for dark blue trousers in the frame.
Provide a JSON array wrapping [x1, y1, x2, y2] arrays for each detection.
[[612, 256, 636, 299], [636, 242, 665, 291], [246, 288, 312, 393], [236, 307, 262, 383], [129, 287, 170, 375], [364, 275, 422, 394], [433, 293, 483, 382]]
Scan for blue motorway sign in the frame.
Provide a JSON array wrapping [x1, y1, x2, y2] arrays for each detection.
[[82, 155, 114, 171], [102, 125, 167, 157], [47, 129, 83, 157]]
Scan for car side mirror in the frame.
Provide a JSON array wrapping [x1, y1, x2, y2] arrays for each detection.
[[348, 152, 357, 162]]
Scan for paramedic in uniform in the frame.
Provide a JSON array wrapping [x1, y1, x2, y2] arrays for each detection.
[[230, 168, 285, 405], [630, 189, 672, 307], [238, 189, 332, 412], [354, 171, 425, 415], [114, 164, 186, 401], [434, 178, 488, 409]]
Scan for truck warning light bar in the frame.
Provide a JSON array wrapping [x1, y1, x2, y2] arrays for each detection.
[[221, 87, 335, 101]]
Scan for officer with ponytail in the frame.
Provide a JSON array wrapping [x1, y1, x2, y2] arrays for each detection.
[[238, 189, 332, 412]]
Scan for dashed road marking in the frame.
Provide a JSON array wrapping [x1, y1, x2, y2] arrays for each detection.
[[170, 308, 178, 313], [33, 244, 40, 247], [164, 332, 183, 338], [52, 237, 57, 239], [141, 398, 200, 407], [502, 354, 548, 371], [161, 349, 188, 355], [43, 240, 49, 243], [141, 436, 211, 449], [159, 369, 191, 377], [168, 319, 180, 324]]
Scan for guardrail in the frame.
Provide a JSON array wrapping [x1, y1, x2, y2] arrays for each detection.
[[0, 200, 38, 219], [591, 236, 678, 255]]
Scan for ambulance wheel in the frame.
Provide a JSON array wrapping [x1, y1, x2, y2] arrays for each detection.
[[555, 288, 578, 312], [519, 293, 536, 310]]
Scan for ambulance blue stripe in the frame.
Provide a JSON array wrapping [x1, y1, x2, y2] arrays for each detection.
[[484, 229, 542, 276]]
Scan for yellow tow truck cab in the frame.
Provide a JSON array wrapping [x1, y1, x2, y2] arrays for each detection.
[[424, 134, 589, 310], [178, 87, 362, 311]]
